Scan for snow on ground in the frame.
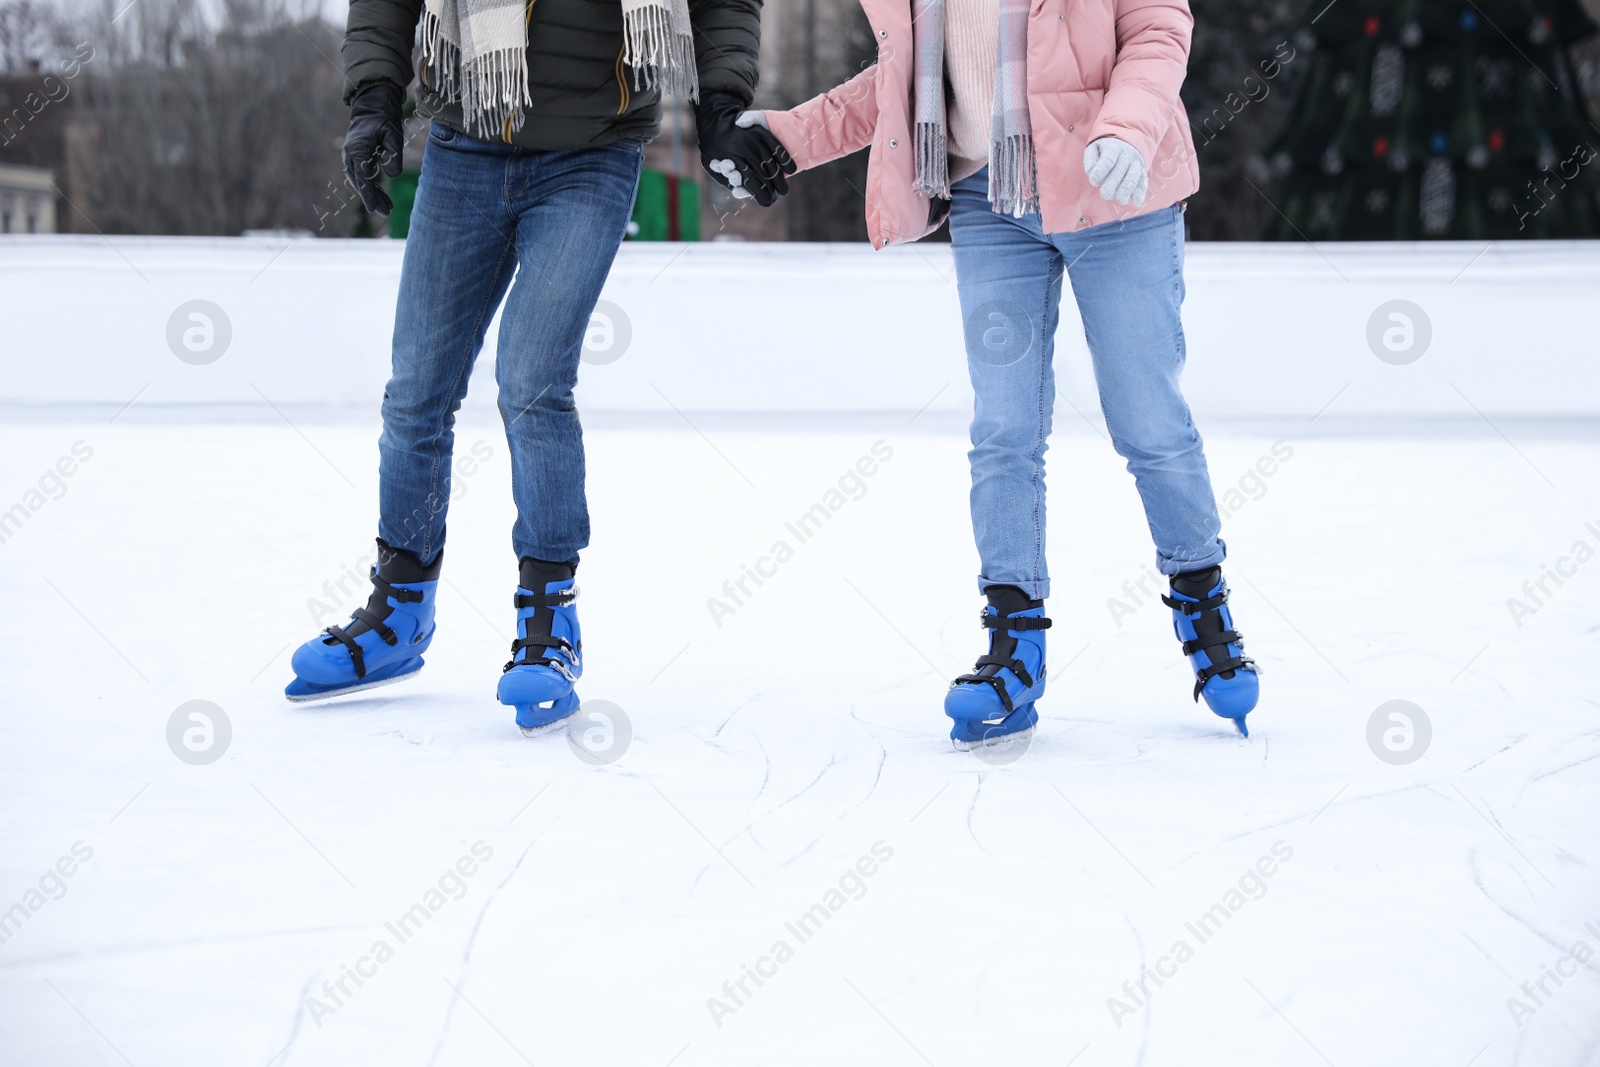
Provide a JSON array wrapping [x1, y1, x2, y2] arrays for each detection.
[[1, 411, 1597, 1067]]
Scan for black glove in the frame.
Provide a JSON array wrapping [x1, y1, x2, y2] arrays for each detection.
[[342, 82, 406, 216], [694, 90, 796, 207]]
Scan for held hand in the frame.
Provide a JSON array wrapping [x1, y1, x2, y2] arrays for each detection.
[[719, 111, 771, 200], [343, 82, 406, 216], [1084, 137, 1147, 208], [694, 92, 795, 207]]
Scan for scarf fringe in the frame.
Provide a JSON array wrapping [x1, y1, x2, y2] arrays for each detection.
[[912, 121, 950, 199], [988, 133, 1039, 218], [423, 0, 697, 138], [421, 9, 456, 99], [422, 13, 532, 138], [623, 4, 700, 101], [913, 0, 1036, 216]]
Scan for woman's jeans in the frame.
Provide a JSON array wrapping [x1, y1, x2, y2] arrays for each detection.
[[377, 124, 642, 566], [949, 169, 1226, 600]]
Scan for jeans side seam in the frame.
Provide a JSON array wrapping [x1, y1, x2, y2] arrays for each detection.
[[1031, 249, 1059, 596]]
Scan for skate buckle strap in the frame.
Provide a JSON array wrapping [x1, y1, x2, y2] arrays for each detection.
[[514, 589, 577, 609], [504, 634, 579, 674], [980, 613, 1052, 630], [373, 577, 425, 605], [503, 653, 578, 682], [952, 671, 1016, 715], [950, 610, 1051, 714], [350, 607, 400, 647], [1166, 585, 1257, 700], [972, 654, 1034, 690], [1181, 629, 1242, 656], [319, 573, 432, 678], [322, 624, 368, 679], [1161, 590, 1228, 616], [1193, 655, 1258, 701]]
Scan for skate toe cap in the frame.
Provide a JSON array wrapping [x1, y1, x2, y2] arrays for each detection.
[[290, 638, 348, 685], [944, 684, 1005, 723], [497, 665, 573, 705], [1201, 669, 1260, 719]]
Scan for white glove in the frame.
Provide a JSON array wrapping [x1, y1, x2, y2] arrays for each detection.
[[712, 111, 772, 200], [1084, 137, 1147, 207]]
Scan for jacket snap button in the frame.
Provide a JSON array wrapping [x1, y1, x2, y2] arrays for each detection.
[[878, 29, 887, 38], [1067, 124, 1074, 132], [889, 138, 899, 148]]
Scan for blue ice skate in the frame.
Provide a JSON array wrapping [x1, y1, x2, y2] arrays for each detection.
[[944, 586, 1051, 751], [498, 559, 582, 737], [1162, 566, 1259, 735], [286, 541, 440, 702]]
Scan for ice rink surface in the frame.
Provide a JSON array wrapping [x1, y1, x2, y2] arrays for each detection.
[[1, 412, 1597, 1066]]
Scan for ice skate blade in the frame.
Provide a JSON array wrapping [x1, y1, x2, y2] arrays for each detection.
[[1232, 717, 1250, 738], [518, 713, 575, 739], [285, 666, 421, 703], [951, 724, 1036, 752], [512, 694, 580, 737]]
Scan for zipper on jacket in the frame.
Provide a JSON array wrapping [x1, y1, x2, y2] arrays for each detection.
[[614, 46, 630, 115]]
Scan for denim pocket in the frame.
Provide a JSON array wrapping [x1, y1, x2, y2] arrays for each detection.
[[429, 123, 460, 145]]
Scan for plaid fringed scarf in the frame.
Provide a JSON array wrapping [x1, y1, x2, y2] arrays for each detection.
[[622, 0, 699, 100], [911, 0, 1038, 217], [422, 0, 698, 139]]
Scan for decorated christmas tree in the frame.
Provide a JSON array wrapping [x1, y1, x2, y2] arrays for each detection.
[[1258, 0, 1600, 239]]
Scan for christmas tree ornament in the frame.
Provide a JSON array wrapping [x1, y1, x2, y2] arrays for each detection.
[[1256, 0, 1599, 239]]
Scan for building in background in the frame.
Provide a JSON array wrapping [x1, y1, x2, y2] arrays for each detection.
[[0, 162, 53, 232]]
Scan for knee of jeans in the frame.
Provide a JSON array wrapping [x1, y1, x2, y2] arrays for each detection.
[[1107, 421, 1201, 466], [381, 384, 461, 434], [969, 424, 1048, 469], [497, 382, 575, 421]]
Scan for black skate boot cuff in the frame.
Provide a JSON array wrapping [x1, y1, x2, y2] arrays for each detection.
[[983, 584, 1042, 616], [519, 556, 576, 590], [375, 538, 443, 584], [1171, 566, 1221, 599]]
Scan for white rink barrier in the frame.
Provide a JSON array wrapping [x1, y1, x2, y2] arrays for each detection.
[[2, 235, 1598, 419]]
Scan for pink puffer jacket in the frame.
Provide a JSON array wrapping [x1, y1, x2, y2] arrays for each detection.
[[763, 0, 1201, 248]]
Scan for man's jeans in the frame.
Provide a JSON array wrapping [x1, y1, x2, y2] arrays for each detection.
[[377, 123, 642, 566], [949, 169, 1226, 600]]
